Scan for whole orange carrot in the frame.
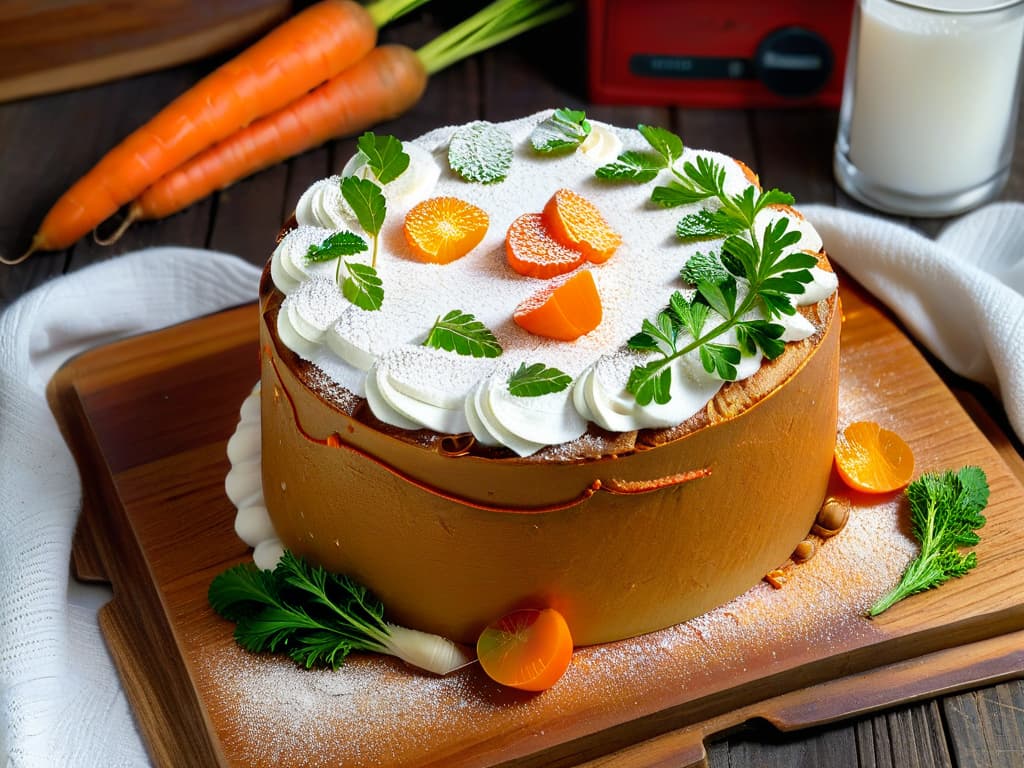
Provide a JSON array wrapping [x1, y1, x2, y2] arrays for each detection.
[[102, 0, 573, 238], [6, 0, 427, 264], [125, 45, 427, 228]]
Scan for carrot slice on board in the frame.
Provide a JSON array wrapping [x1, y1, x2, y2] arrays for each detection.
[[476, 608, 573, 692], [834, 421, 915, 494], [542, 188, 622, 264], [505, 212, 587, 278], [513, 269, 602, 341], [404, 196, 489, 264]]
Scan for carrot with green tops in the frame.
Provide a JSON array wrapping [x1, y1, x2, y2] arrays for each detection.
[[95, 0, 573, 244], [3, 0, 431, 264]]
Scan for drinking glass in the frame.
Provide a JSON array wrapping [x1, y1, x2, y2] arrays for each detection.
[[834, 0, 1024, 216]]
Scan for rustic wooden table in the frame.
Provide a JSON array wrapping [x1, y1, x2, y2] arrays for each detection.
[[1, 5, 1022, 767]]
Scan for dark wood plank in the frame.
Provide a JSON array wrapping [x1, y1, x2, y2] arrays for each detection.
[[750, 109, 838, 204], [722, 722, 860, 768], [679, 109, 757, 170], [944, 681, 1024, 768]]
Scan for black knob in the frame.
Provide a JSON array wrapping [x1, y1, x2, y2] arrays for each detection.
[[753, 27, 834, 99]]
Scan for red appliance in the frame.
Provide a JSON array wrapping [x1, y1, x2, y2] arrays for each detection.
[[587, 0, 856, 108]]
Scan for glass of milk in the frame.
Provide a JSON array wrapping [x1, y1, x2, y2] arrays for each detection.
[[834, 0, 1024, 216]]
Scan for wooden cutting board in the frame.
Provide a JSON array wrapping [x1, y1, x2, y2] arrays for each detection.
[[0, 0, 290, 103], [49, 275, 1024, 768]]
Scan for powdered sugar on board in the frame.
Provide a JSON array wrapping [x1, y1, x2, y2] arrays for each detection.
[[199, 496, 916, 767]]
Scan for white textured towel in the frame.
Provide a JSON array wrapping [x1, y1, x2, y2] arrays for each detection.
[[1, 203, 1022, 766], [0, 248, 261, 768], [802, 202, 1024, 440]]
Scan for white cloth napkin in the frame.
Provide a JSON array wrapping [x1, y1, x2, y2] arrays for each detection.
[[0, 248, 260, 768], [802, 202, 1024, 440], [1, 203, 1022, 766]]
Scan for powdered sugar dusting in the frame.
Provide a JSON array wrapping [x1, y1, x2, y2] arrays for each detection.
[[199, 499, 916, 767]]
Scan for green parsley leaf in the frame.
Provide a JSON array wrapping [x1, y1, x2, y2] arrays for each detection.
[[868, 467, 989, 617], [531, 108, 592, 152], [305, 231, 368, 263], [669, 291, 710, 339], [697, 276, 737, 319], [627, 357, 674, 406], [423, 310, 502, 358], [596, 150, 665, 182], [507, 362, 571, 397], [682, 155, 727, 196], [617, 121, 826, 404], [342, 261, 384, 311], [340, 176, 386, 237], [735, 319, 786, 359], [651, 181, 713, 208], [638, 124, 683, 166], [449, 121, 513, 183], [208, 551, 390, 669], [356, 132, 410, 185], [699, 342, 741, 380]]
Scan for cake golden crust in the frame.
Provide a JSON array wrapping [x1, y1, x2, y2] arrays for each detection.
[[258, 266, 841, 645]]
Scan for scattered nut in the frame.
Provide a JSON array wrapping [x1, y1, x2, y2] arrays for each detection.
[[792, 538, 818, 562], [813, 496, 850, 537]]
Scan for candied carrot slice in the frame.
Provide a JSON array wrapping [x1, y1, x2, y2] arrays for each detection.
[[542, 188, 622, 264], [403, 196, 489, 264], [476, 608, 573, 691], [834, 421, 915, 494], [505, 212, 587, 279], [513, 269, 602, 341]]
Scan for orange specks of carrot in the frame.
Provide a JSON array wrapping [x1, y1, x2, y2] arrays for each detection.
[[505, 212, 586, 278], [513, 269, 602, 341], [541, 188, 621, 264], [834, 421, 915, 494], [476, 608, 573, 691], [403, 196, 489, 263]]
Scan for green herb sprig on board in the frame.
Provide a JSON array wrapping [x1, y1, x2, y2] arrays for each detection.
[[868, 466, 989, 617], [208, 550, 470, 674], [597, 124, 817, 406]]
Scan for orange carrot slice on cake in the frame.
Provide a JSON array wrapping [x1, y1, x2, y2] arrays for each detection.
[[542, 188, 621, 264], [513, 269, 602, 341], [506, 212, 587, 278], [404, 196, 489, 263]]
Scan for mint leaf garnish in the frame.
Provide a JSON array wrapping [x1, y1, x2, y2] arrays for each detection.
[[638, 124, 683, 166], [680, 251, 729, 287], [342, 261, 384, 311], [448, 121, 513, 183], [305, 231, 368, 263], [357, 132, 410, 185], [423, 310, 502, 358], [531, 108, 592, 153], [508, 362, 572, 397], [676, 209, 747, 241], [340, 176, 386, 267], [596, 150, 665, 182]]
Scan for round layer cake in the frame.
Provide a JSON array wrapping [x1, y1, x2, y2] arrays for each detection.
[[257, 111, 841, 645]]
